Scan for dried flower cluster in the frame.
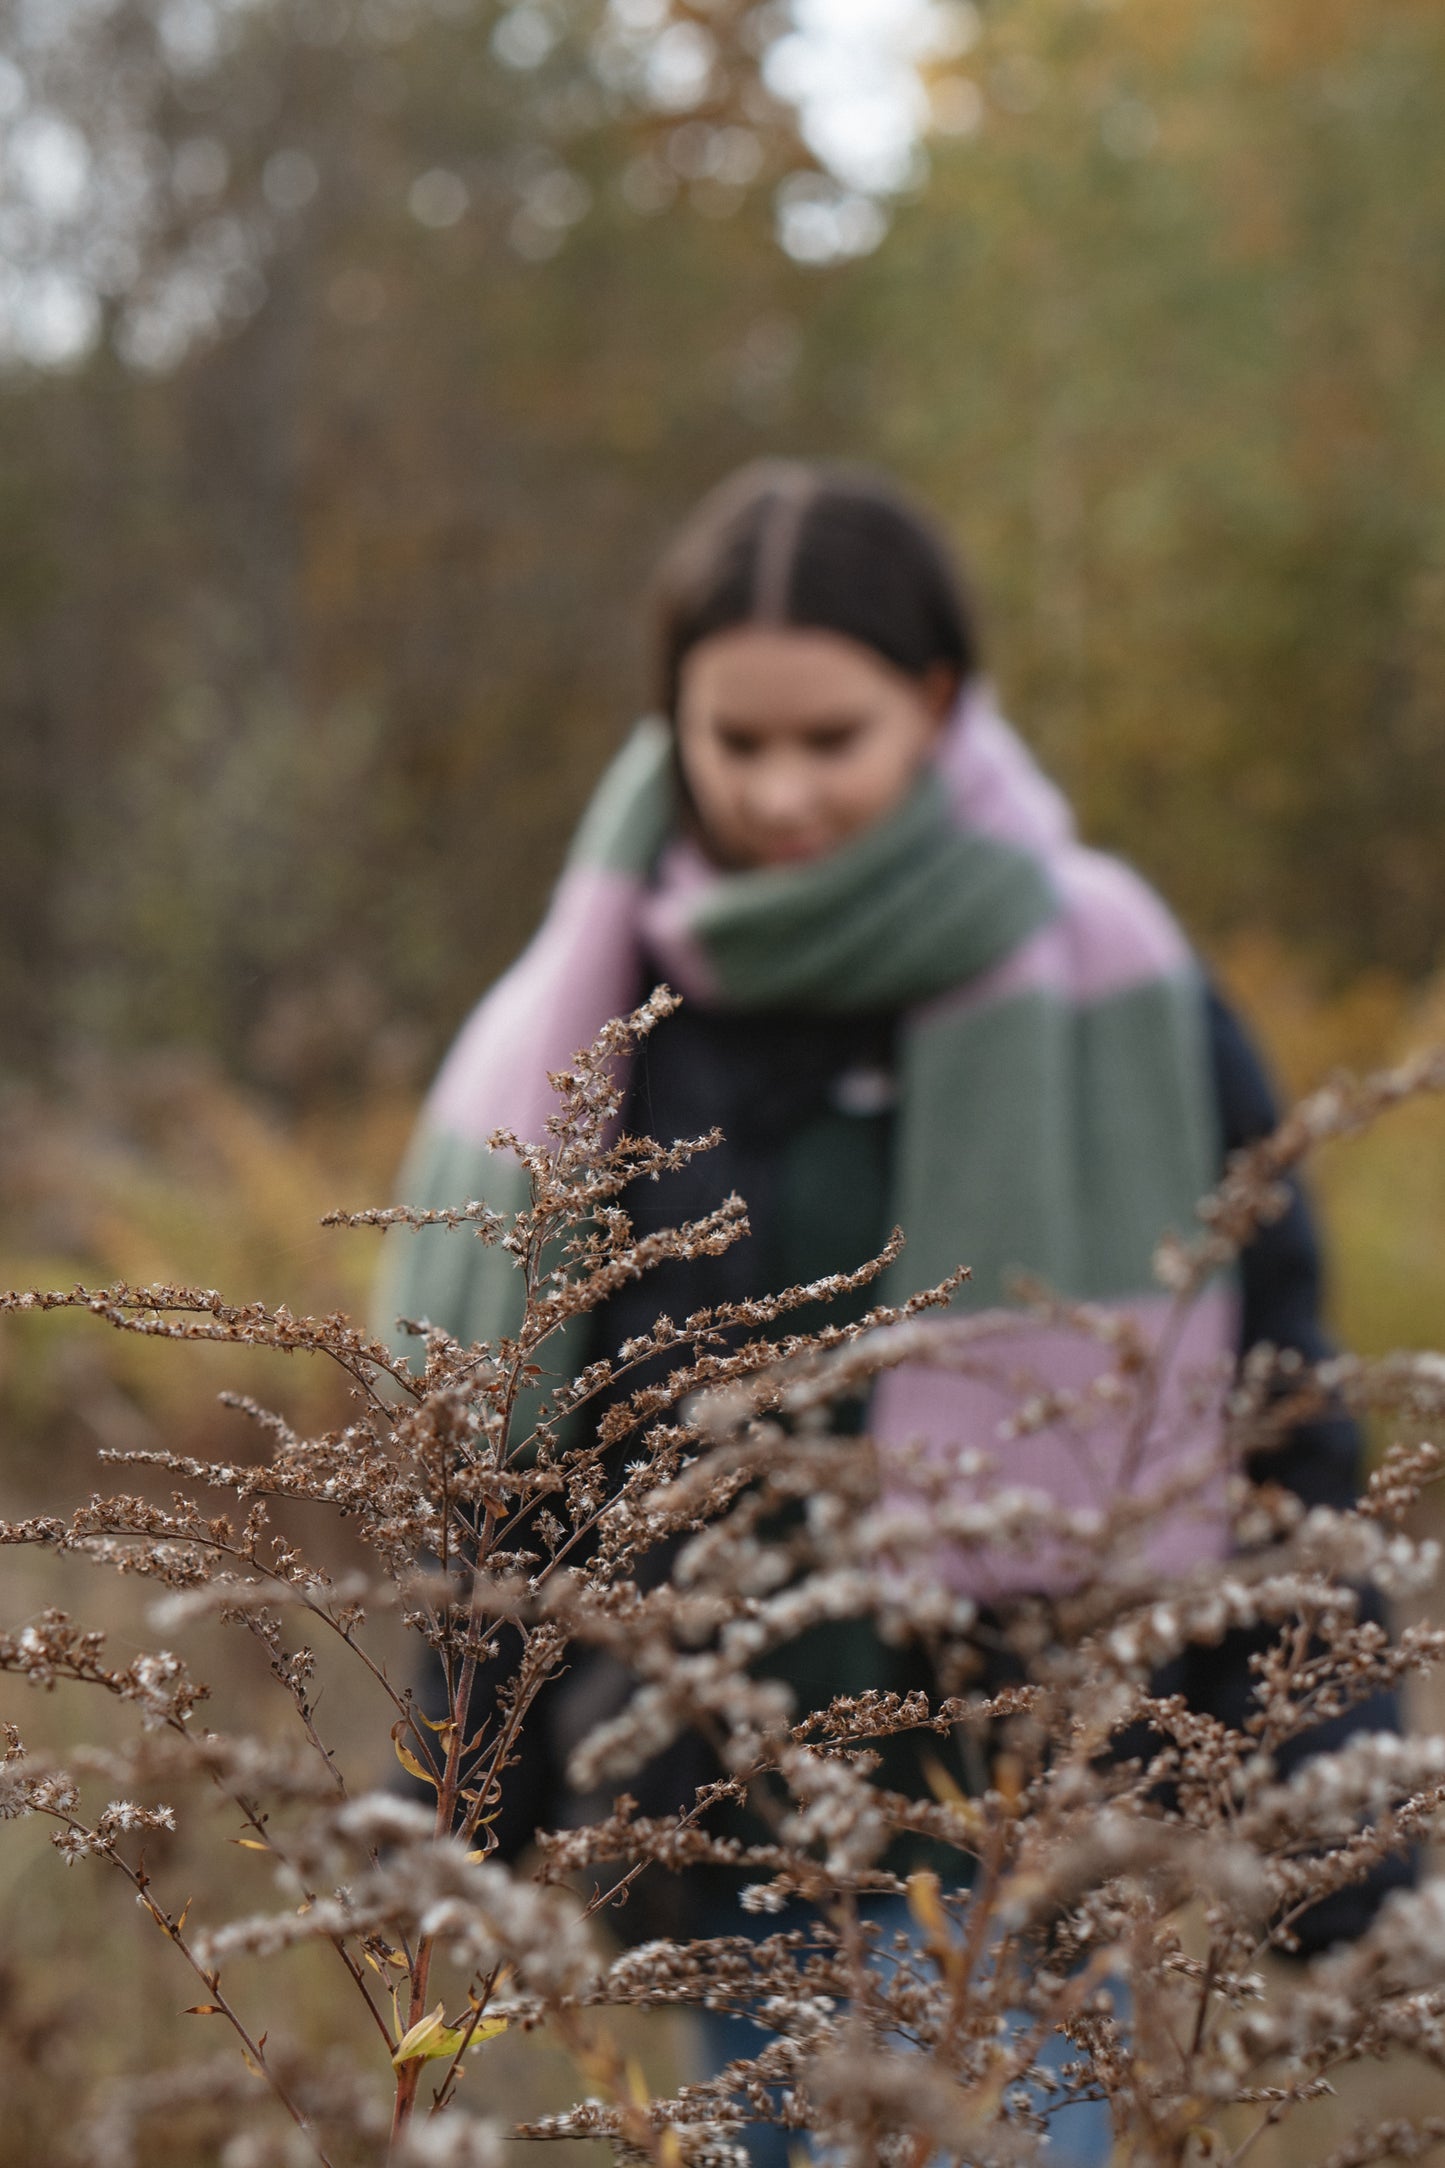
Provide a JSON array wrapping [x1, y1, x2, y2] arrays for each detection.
[[4, 995, 1445, 2167]]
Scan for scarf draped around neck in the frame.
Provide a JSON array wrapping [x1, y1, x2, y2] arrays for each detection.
[[382, 688, 1235, 1594]]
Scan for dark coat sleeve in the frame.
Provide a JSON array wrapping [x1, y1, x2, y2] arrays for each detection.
[[1179, 988, 1412, 1950], [1209, 990, 1359, 1509]]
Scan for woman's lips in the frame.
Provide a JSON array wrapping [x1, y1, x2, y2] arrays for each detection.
[[755, 834, 832, 866]]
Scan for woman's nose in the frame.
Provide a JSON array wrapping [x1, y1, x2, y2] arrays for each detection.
[[747, 754, 817, 831]]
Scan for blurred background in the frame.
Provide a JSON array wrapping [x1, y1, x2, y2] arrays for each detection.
[[3, 0, 1445, 2153]]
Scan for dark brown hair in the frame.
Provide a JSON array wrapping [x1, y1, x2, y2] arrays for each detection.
[[650, 460, 980, 719]]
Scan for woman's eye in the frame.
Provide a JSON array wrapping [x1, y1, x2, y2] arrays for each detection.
[[717, 729, 764, 759], [805, 726, 861, 757]]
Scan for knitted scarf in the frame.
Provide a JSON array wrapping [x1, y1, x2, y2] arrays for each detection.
[[383, 688, 1235, 1593]]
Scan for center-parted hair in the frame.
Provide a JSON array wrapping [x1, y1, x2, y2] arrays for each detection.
[[650, 460, 980, 719]]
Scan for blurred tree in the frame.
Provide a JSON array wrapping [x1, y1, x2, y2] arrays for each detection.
[[861, 0, 1445, 978], [0, 0, 832, 1076]]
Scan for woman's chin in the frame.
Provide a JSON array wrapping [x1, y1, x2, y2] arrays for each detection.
[[693, 818, 841, 870]]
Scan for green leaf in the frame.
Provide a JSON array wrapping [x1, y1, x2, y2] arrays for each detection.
[[392, 2003, 508, 2066]]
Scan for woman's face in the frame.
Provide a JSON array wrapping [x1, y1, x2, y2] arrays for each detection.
[[675, 625, 955, 871]]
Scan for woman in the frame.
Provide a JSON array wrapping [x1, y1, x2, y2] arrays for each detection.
[[383, 462, 1404, 2153]]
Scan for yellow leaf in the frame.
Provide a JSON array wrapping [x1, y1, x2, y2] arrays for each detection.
[[906, 1870, 946, 1940], [392, 2003, 508, 2066], [393, 2004, 452, 2065], [184, 2004, 224, 2016], [993, 1751, 1024, 1811], [625, 2057, 651, 2108], [233, 1837, 269, 1852], [393, 1732, 439, 1789], [906, 1870, 967, 1985], [921, 1754, 985, 1838], [658, 2129, 684, 2168]]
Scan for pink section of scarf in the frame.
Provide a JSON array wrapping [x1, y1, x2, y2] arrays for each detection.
[[936, 685, 1076, 854], [427, 862, 646, 1144], [921, 687, 1191, 1013], [635, 836, 724, 1004], [872, 1282, 1238, 1598]]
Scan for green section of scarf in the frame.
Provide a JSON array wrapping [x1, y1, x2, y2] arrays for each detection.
[[889, 972, 1215, 1311], [375, 1133, 540, 1371]]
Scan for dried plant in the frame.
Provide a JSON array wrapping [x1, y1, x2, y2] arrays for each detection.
[[5, 994, 1445, 2168]]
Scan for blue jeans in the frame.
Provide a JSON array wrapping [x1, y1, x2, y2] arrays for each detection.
[[691, 1889, 1119, 2168]]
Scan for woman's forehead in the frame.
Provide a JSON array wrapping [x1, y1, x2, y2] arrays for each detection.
[[678, 624, 905, 725]]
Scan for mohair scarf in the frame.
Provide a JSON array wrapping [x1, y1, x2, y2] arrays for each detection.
[[383, 687, 1235, 1593]]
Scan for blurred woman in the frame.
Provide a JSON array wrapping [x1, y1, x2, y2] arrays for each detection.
[[384, 463, 1404, 2163]]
